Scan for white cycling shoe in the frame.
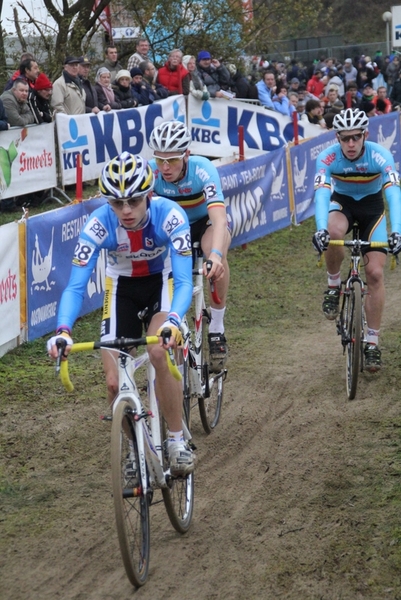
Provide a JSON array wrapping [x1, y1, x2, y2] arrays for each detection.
[[168, 440, 195, 477]]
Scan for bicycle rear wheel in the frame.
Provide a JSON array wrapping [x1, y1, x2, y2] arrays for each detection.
[[161, 408, 194, 534], [344, 282, 362, 400], [198, 315, 224, 433], [111, 400, 150, 587]]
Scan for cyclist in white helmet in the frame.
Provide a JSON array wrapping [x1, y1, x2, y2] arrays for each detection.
[[47, 152, 195, 476], [149, 120, 232, 372], [312, 108, 401, 372]]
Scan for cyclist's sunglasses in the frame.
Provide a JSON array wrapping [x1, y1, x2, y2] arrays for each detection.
[[337, 132, 364, 143], [152, 153, 186, 166], [108, 196, 146, 209]]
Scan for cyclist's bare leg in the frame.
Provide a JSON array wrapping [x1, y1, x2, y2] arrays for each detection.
[[147, 312, 183, 432], [201, 225, 231, 309], [363, 251, 386, 331], [102, 349, 119, 405], [101, 313, 184, 429], [325, 211, 348, 275]]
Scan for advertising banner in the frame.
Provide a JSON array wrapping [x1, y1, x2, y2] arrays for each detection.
[[0, 123, 57, 199], [391, 5, 401, 48], [187, 95, 325, 158], [220, 149, 291, 247], [367, 111, 401, 170], [290, 130, 336, 223], [0, 222, 20, 347], [55, 96, 186, 185], [26, 198, 106, 341]]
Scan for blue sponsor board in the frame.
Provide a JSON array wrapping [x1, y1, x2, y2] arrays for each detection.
[[26, 197, 106, 340], [291, 130, 336, 223], [219, 149, 291, 247], [368, 112, 401, 168]]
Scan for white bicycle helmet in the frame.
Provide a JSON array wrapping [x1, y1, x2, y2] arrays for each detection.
[[333, 108, 369, 132], [99, 152, 154, 198], [149, 121, 192, 153]]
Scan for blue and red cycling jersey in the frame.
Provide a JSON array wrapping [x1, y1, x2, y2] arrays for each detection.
[[314, 140, 401, 233], [57, 196, 193, 332]]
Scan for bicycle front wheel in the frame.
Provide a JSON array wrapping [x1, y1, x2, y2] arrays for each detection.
[[110, 400, 150, 587], [344, 281, 362, 400], [161, 413, 194, 534], [198, 315, 224, 433]]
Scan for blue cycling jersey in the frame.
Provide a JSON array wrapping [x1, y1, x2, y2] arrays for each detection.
[[314, 140, 401, 232], [57, 196, 193, 332], [149, 155, 226, 225]]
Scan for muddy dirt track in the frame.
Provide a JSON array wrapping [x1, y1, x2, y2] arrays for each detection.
[[2, 244, 401, 600]]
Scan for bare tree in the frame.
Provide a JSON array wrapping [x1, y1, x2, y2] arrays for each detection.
[[11, 0, 113, 78], [0, 0, 7, 86]]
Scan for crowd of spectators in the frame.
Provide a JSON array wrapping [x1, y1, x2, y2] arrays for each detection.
[[0, 43, 400, 211], [1, 45, 399, 131]]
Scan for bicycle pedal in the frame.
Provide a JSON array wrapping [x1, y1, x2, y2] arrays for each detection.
[[188, 440, 197, 451], [100, 414, 112, 422]]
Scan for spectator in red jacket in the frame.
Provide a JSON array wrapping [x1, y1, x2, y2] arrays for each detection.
[[372, 86, 392, 114], [306, 69, 325, 98], [156, 49, 189, 96]]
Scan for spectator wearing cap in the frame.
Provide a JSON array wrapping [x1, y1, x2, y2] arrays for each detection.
[[0, 78, 35, 126], [288, 77, 300, 93], [196, 50, 231, 98], [127, 38, 151, 72], [156, 49, 189, 96], [51, 56, 86, 115], [78, 56, 101, 114], [99, 45, 123, 83], [181, 55, 209, 101], [95, 68, 119, 111], [130, 68, 152, 105], [28, 73, 53, 123], [306, 69, 325, 98], [112, 70, 137, 108], [361, 82, 376, 111], [226, 63, 258, 100], [139, 60, 169, 101], [343, 58, 358, 85]]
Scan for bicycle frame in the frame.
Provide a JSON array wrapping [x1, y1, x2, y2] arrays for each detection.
[[179, 242, 226, 432], [329, 227, 388, 398], [60, 339, 190, 493], [58, 334, 194, 587], [112, 350, 167, 494]]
